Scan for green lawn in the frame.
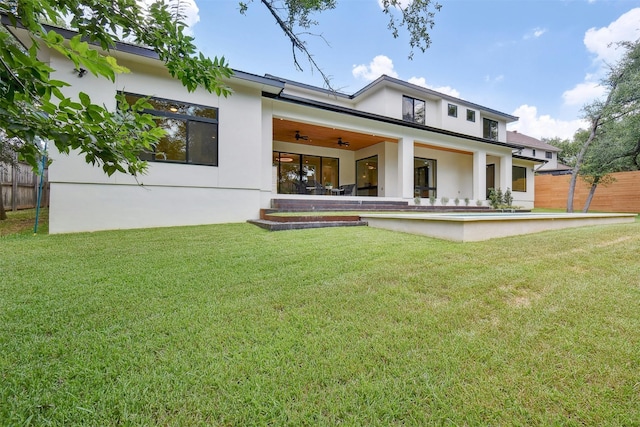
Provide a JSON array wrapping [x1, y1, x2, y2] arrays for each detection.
[[1, 219, 639, 425]]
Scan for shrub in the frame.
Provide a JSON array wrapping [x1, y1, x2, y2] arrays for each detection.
[[454, 197, 460, 206], [441, 196, 449, 206]]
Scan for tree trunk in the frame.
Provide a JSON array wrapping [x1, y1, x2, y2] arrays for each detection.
[[582, 177, 600, 213], [566, 71, 620, 213], [567, 127, 596, 213], [0, 182, 6, 221]]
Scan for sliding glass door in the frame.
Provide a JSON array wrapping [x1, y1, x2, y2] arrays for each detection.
[[414, 157, 437, 198], [273, 152, 339, 194], [356, 156, 378, 196]]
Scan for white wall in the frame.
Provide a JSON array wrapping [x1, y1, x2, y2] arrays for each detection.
[[47, 51, 267, 233], [414, 146, 474, 200]]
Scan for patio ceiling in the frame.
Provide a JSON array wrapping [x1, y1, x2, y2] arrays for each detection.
[[273, 118, 396, 151]]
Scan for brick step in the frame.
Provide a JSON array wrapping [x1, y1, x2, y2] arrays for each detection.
[[248, 219, 368, 231], [271, 199, 409, 210], [262, 213, 362, 222]]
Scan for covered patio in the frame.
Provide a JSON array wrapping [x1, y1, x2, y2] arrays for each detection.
[[270, 117, 525, 205]]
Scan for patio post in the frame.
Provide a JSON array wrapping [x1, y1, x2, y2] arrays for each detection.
[[499, 154, 512, 192], [397, 136, 414, 199], [473, 150, 487, 202]]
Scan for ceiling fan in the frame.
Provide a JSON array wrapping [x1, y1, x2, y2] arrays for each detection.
[[295, 131, 309, 141], [337, 137, 350, 147]]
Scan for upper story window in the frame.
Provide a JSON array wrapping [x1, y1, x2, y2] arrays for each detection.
[[403, 95, 425, 124], [532, 149, 536, 157], [448, 104, 458, 117], [545, 151, 553, 159], [483, 118, 498, 141], [123, 93, 219, 166], [466, 109, 475, 122]]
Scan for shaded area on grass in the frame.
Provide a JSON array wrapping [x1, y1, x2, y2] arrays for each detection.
[[0, 208, 48, 237], [1, 221, 639, 425]]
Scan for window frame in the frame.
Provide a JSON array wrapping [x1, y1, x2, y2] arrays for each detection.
[[402, 95, 426, 125], [545, 151, 553, 159], [512, 166, 527, 192], [483, 118, 499, 141], [448, 103, 458, 118], [123, 92, 219, 166], [466, 109, 476, 122]]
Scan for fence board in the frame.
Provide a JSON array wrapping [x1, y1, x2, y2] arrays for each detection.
[[0, 162, 49, 210], [535, 171, 640, 213]]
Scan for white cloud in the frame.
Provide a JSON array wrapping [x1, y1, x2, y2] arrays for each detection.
[[524, 27, 547, 39], [584, 7, 640, 66], [408, 77, 461, 98], [484, 74, 504, 83], [562, 81, 607, 106], [562, 8, 640, 109], [509, 105, 588, 140], [352, 55, 399, 81]]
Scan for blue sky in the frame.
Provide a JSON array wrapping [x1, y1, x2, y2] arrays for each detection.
[[181, 0, 640, 140]]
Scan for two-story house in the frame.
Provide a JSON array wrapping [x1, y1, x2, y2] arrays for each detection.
[[6, 22, 542, 233]]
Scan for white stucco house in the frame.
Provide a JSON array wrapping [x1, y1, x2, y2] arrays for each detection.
[[6, 22, 543, 234], [507, 131, 568, 173]]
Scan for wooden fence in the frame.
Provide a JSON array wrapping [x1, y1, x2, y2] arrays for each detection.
[[535, 170, 640, 213], [0, 162, 49, 211]]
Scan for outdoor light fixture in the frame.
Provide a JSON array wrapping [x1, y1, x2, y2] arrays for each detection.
[[74, 68, 87, 78], [337, 138, 350, 147]]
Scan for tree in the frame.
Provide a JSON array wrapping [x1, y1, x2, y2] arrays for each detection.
[[243, 0, 442, 88], [567, 40, 640, 212], [1, 0, 233, 180], [1, 0, 441, 218]]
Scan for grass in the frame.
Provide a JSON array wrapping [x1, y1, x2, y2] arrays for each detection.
[[1, 219, 640, 425], [0, 208, 48, 237]]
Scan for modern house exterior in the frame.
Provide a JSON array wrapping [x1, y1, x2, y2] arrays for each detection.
[[6, 23, 543, 234]]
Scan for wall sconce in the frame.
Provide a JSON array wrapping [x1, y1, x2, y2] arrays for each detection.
[[74, 68, 87, 78]]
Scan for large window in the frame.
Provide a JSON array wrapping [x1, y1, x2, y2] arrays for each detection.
[[124, 93, 219, 166], [512, 166, 527, 192], [273, 152, 339, 194], [414, 157, 437, 198], [403, 96, 425, 124], [483, 118, 498, 141]]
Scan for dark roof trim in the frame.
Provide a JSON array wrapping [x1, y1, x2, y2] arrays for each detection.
[[513, 154, 547, 164], [264, 91, 524, 150], [264, 74, 352, 100]]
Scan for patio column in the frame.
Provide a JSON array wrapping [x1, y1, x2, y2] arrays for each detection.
[[397, 136, 414, 199], [473, 150, 487, 201], [499, 154, 512, 192]]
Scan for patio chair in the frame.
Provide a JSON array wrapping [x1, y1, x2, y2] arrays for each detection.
[[340, 184, 356, 196]]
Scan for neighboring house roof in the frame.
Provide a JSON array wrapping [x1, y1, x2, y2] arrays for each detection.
[[507, 131, 561, 152]]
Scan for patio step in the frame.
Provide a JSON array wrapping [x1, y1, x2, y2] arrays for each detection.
[[248, 219, 368, 231], [271, 198, 411, 211]]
